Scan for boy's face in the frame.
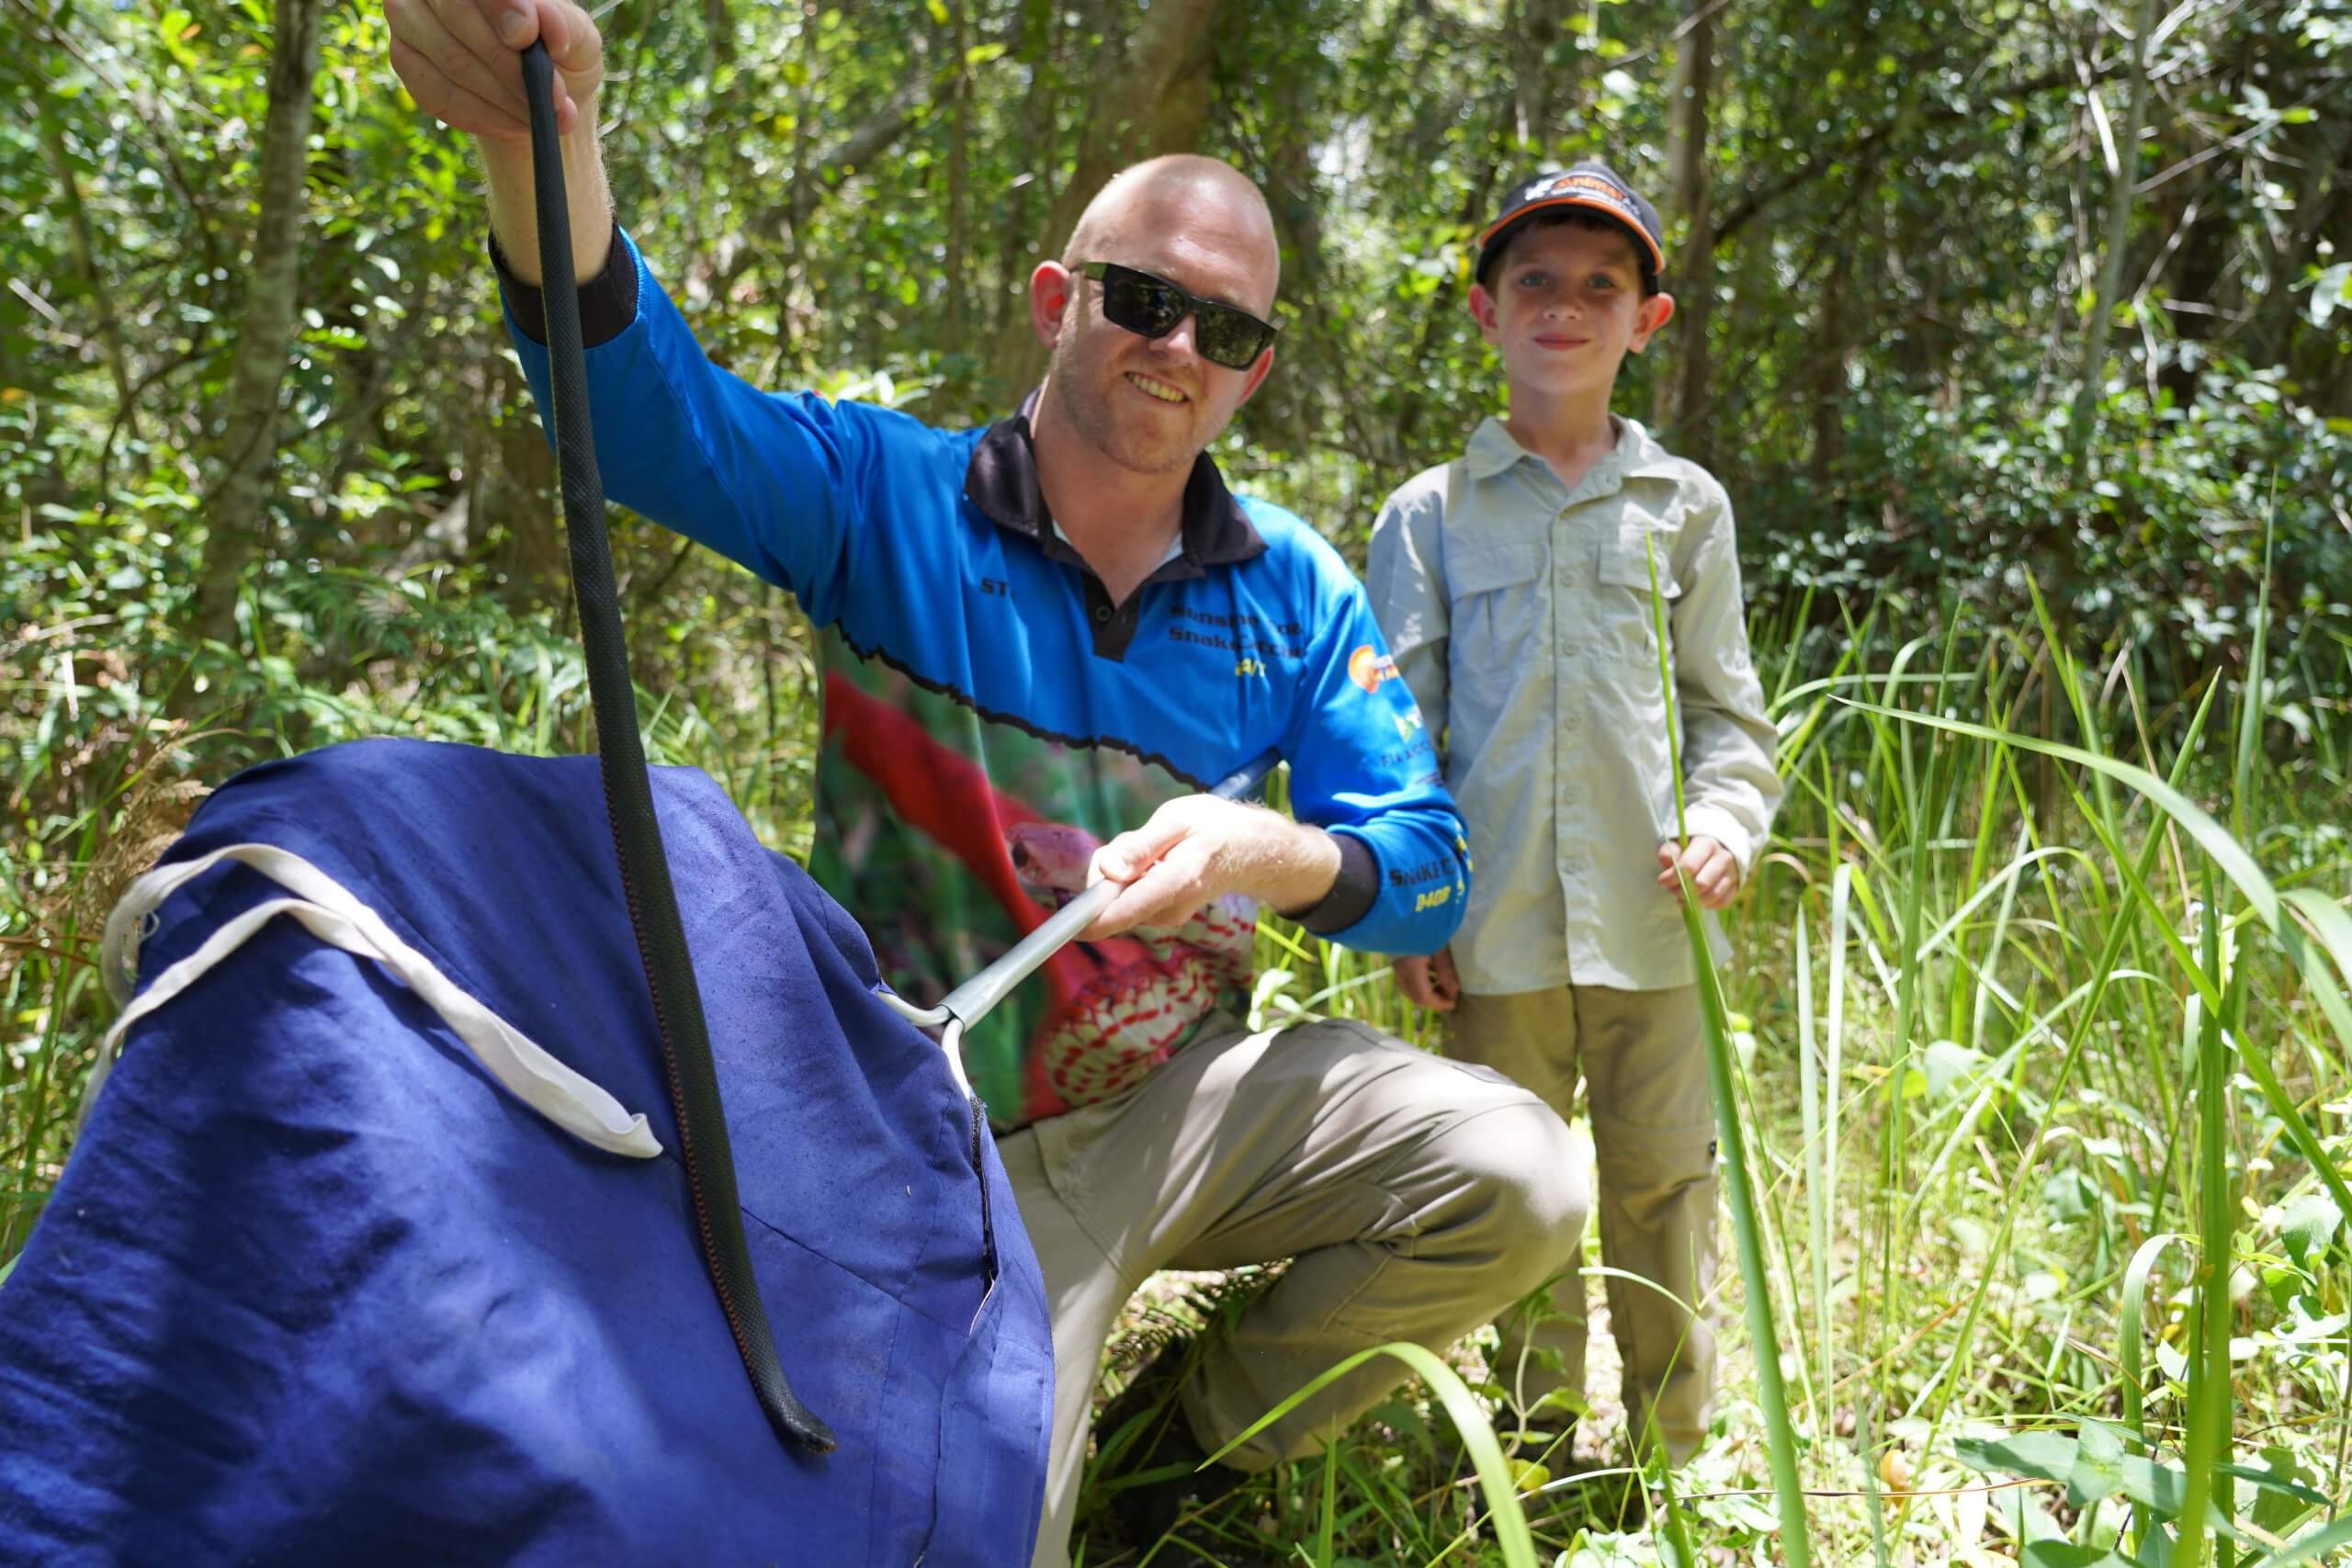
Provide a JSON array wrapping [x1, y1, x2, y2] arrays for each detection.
[[1468, 222, 1675, 403]]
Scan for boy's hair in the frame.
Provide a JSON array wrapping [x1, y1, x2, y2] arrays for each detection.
[[1483, 210, 1662, 297]]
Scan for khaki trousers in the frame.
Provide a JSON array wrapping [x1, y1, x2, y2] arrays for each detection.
[[1000, 1016, 1586, 1568], [1449, 985, 1719, 1462]]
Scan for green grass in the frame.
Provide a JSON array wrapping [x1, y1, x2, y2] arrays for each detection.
[[6, 588, 2351, 1565]]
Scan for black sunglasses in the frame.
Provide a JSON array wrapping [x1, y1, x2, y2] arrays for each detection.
[[1072, 261, 1279, 371]]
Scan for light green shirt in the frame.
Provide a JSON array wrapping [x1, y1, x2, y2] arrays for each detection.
[[1365, 415, 1781, 992]]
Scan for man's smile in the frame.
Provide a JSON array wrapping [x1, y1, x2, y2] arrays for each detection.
[[1125, 370, 1192, 404]]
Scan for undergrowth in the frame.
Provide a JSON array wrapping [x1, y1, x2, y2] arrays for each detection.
[[6, 578, 2350, 1566]]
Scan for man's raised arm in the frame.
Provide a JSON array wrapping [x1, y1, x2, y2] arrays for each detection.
[[384, 0, 906, 626], [386, 0, 613, 284]]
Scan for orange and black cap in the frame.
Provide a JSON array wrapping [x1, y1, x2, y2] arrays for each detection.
[[1476, 162, 1666, 290]]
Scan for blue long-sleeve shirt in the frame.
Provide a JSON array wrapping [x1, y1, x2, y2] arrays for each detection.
[[500, 228, 1467, 1126]]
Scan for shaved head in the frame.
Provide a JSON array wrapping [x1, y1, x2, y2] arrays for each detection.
[[1061, 155, 1282, 314]]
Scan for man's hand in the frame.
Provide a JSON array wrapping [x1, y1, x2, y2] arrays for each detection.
[[387, 0, 613, 283], [1080, 795, 1341, 941], [1657, 836, 1740, 910], [1391, 949, 1461, 1013], [388, 0, 603, 144]]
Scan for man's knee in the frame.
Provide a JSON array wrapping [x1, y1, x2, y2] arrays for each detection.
[[1422, 1092, 1589, 1280]]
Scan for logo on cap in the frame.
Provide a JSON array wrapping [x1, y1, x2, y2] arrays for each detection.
[[1531, 172, 1633, 209]]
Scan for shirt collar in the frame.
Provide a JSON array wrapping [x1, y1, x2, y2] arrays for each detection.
[[963, 389, 1266, 569], [1462, 412, 1684, 487], [1462, 415, 1532, 480], [1615, 415, 1688, 480]]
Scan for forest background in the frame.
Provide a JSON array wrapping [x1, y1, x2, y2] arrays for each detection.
[[5, 0, 2352, 1563]]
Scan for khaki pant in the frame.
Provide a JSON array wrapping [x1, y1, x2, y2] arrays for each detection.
[[1449, 985, 1718, 1463], [1000, 1016, 1586, 1568]]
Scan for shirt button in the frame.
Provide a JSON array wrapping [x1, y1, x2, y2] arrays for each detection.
[[1092, 604, 1111, 623]]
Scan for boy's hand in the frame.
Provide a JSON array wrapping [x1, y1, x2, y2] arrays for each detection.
[[1391, 950, 1461, 1012], [1657, 837, 1740, 910]]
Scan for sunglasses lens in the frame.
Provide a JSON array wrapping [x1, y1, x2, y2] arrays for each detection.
[[1194, 308, 1270, 370], [1102, 271, 1185, 338]]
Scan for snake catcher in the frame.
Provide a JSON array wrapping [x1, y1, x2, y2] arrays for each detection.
[[0, 44, 1051, 1565]]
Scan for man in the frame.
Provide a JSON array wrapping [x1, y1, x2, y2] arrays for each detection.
[[387, 6, 1586, 1562]]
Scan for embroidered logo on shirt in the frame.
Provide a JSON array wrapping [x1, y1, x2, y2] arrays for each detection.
[[1348, 644, 1399, 694]]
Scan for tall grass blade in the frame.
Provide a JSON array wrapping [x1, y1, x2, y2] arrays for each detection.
[[2177, 864, 2233, 1568], [1797, 915, 1831, 1412], [1317, 1437, 1338, 1566], [1826, 858, 1851, 1402], [1647, 538, 1812, 1563], [2119, 1233, 2193, 1556], [2232, 514, 2274, 843], [1649, 1442, 1699, 1567], [2249, 1516, 2352, 1566]]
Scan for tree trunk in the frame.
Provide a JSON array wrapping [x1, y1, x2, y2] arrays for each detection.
[[2066, 0, 2158, 477], [184, 0, 329, 661], [1508, 0, 1573, 156], [1808, 251, 1853, 485], [2153, 186, 2231, 412], [485, 356, 564, 607], [986, 0, 1225, 400], [944, 0, 973, 346], [39, 107, 139, 454], [1247, 39, 1333, 471], [2256, 111, 2349, 370], [703, 0, 732, 66], [993, 0, 1059, 344], [1653, 0, 1715, 464]]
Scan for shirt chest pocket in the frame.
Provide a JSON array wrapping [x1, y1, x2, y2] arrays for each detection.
[[1445, 540, 1545, 694], [1592, 511, 1684, 665]]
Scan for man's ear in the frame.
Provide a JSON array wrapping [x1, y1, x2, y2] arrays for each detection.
[[1629, 290, 1677, 353], [1030, 261, 1073, 348], [1235, 344, 1278, 409], [1466, 283, 1501, 343]]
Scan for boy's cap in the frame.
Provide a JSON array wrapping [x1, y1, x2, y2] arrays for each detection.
[[1476, 163, 1666, 287]]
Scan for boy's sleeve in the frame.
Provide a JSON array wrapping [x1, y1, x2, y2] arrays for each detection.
[[1670, 480, 1782, 874], [495, 225, 882, 628], [1363, 475, 1452, 761], [1280, 575, 1467, 957]]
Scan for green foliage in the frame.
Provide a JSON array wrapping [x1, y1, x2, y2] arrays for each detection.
[[1954, 1424, 2346, 1561], [1204, 1341, 1544, 1568], [1775, 367, 2352, 689]]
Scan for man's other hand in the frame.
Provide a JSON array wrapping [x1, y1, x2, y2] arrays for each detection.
[[1080, 795, 1341, 941], [1656, 836, 1740, 910], [388, 0, 604, 143], [1390, 950, 1461, 1013]]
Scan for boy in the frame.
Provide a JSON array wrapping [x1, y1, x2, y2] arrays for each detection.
[[1364, 163, 1781, 1464]]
